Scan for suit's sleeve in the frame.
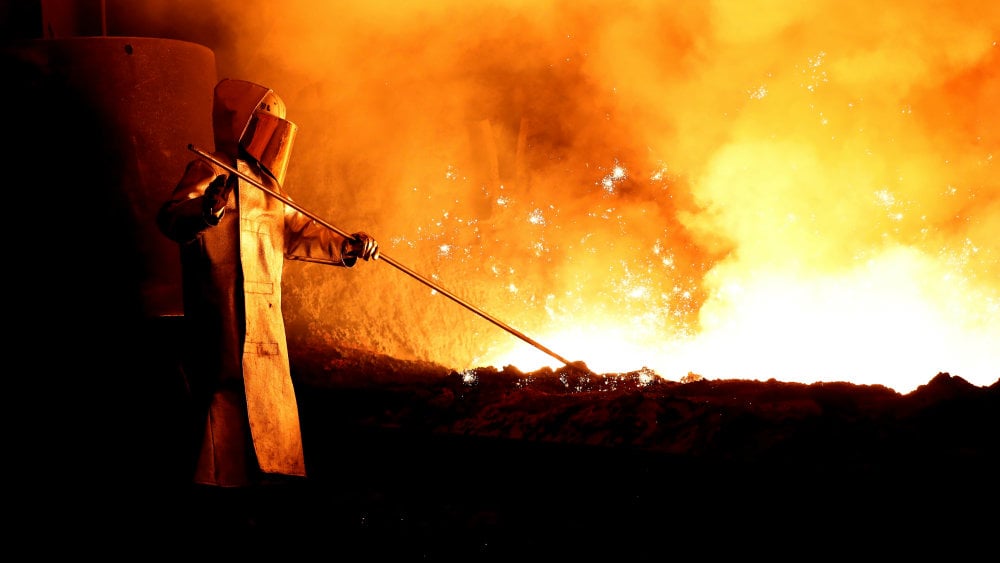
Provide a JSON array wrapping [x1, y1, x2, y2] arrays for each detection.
[[157, 158, 224, 244], [282, 200, 357, 267]]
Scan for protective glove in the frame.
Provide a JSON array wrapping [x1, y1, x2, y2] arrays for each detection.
[[202, 174, 234, 225], [342, 231, 380, 262]]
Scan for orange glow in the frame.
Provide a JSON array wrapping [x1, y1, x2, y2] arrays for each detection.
[[147, 0, 999, 394], [481, 247, 998, 393]]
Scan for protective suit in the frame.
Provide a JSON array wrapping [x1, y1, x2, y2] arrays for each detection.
[[158, 79, 378, 487]]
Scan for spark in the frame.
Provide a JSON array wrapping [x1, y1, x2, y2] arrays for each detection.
[[599, 161, 627, 194], [627, 286, 649, 299], [801, 51, 828, 92], [874, 189, 895, 207], [528, 208, 546, 225]]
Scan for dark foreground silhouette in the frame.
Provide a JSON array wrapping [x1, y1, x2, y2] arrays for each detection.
[[58, 332, 999, 559]]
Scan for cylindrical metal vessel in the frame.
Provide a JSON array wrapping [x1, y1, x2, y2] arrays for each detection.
[[2, 36, 217, 318]]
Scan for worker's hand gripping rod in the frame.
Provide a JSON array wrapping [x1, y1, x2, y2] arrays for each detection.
[[188, 144, 590, 375]]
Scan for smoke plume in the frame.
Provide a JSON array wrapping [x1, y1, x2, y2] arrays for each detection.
[[116, 0, 998, 393]]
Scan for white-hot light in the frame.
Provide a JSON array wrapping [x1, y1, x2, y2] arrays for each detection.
[[480, 246, 999, 394]]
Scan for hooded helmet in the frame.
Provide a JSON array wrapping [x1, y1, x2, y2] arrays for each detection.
[[212, 78, 298, 185]]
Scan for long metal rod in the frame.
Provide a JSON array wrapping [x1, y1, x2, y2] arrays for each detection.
[[188, 144, 584, 372]]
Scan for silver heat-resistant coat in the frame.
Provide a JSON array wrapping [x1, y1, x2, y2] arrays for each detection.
[[159, 154, 357, 484]]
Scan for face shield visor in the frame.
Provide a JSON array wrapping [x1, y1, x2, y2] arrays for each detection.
[[212, 79, 298, 185], [241, 107, 298, 186]]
